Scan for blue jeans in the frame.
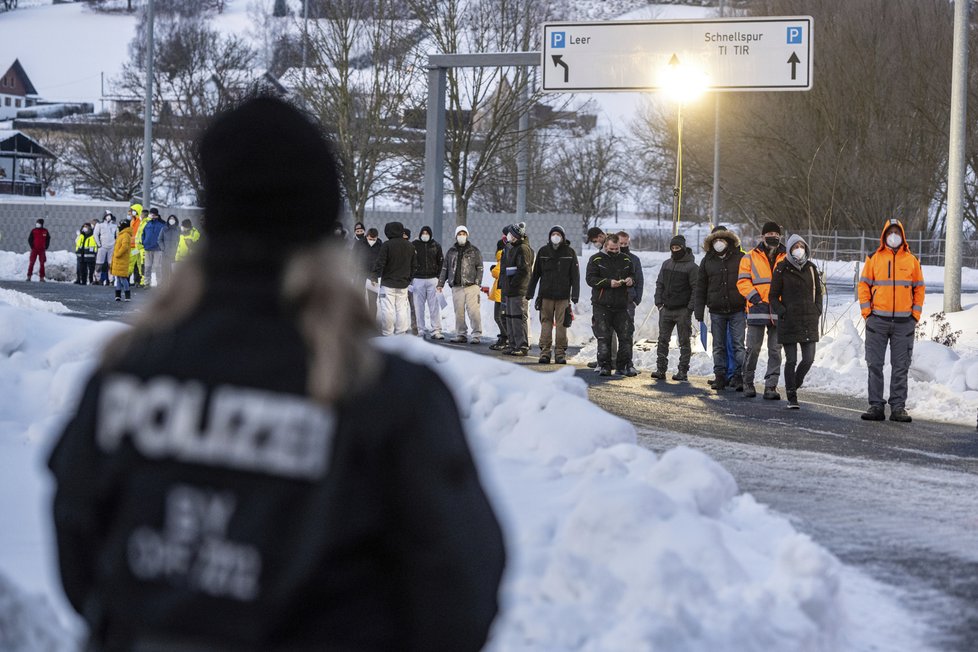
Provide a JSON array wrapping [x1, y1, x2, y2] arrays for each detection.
[[710, 311, 745, 379]]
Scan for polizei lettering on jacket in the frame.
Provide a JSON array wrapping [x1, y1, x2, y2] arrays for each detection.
[[97, 374, 335, 480]]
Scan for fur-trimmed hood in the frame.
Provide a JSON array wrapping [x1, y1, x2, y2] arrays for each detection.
[[703, 229, 741, 253]]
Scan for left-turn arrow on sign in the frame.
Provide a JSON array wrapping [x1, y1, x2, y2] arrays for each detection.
[[552, 54, 569, 83]]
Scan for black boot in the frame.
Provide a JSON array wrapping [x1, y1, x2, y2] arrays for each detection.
[[714, 376, 728, 392], [762, 387, 781, 400], [671, 370, 688, 382], [860, 405, 885, 421], [114, 290, 121, 302], [744, 384, 757, 398], [786, 391, 799, 409], [729, 375, 744, 392], [124, 290, 131, 302], [650, 370, 667, 380], [889, 408, 913, 423]]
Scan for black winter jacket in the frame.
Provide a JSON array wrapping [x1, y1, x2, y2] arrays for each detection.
[[527, 241, 580, 302], [413, 238, 444, 279], [439, 242, 484, 288], [359, 237, 383, 278], [586, 251, 635, 309], [622, 250, 644, 306], [770, 257, 822, 344], [655, 248, 697, 310], [48, 276, 505, 652], [501, 237, 533, 298], [694, 231, 746, 320], [373, 222, 418, 289]]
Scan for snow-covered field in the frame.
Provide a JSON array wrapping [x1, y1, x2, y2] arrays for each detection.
[[0, 283, 933, 651]]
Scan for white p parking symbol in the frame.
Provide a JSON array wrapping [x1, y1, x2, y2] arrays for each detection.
[[787, 26, 803, 44]]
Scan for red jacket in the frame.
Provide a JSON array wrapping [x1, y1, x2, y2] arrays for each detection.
[[28, 227, 50, 253]]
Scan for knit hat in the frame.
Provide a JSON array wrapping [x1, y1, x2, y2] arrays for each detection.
[[586, 226, 605, 241], [455, 225, 469, 237], [513, 222, 527, 238], [670, 235, 686, 248], [36, 218, 44, 226], [761, 221, 782, 235], [403, 228, 412, 239], [501, 225, 511, 236], [149, 207, 160, 216], [354, 222, 365, 231], [197, 96, 341, 250], [711, 225, 727, 233], [549, 225, 566, 239]]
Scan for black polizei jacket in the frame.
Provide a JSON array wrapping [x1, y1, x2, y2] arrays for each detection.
[[694, 230, 746, 320], [527, 241, 580, 303], [373, 222, 418, 289], [48, 272, 505, 652], [501, 237, 533, 298], [655, 248, 698, 310]]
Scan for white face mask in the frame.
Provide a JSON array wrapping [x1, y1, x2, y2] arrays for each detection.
[[713, 240, 728, 253], [791, 247, 806, 261], [457, 235, 468, 246], [886, 233, 902, 249], [507, 234, 517, 244], [421, 234, 430, 242], [367, 239, 377, 247], [35, 222, 41, 228], [551, 235, 562, 245]]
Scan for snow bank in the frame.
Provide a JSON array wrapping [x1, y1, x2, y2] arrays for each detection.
[[380, 336, 845, 651], [0, 288, 848, 650], [0, 250, 77, 283]]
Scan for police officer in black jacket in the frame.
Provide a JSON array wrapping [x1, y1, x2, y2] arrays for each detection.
[[586, 234, 638, 377], [526, 225, 580, 364], [48, 96, 505, 652]]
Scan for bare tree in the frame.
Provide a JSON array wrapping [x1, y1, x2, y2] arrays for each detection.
[[406, 0, 552, 225], [122, 10, 256, 203], [55, 121, 144, 201], [295, 0, 423, 222], [631, 0, 976, 236], [552, 132, 627, 240]]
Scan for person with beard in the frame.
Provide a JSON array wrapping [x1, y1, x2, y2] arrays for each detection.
[[373, 222, 418, 336], [586, 234, 638, 377], [738, 222, 787, 399], [438, 225, 484, 343], [695, 228, 746, 391], [48, 96, 505, 652], [527, 225, 580, 364], [652, 235, 698, 381], [770, 234, 822, 409], [412, 225, 445, 340]]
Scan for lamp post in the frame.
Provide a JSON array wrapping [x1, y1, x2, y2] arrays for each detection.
[[661, 55, 707, 236]]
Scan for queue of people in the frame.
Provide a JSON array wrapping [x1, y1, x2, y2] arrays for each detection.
[[25, 210, 201, 295]]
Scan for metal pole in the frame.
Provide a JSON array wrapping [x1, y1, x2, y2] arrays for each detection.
[[945, 0, 967, 312], [710, 0, 724, 228], [672, 103, 682, 236], [423, 65, 447, 244], [302, 0, 308, 86], [141, 0, 154, 211], [515, 76, 529, 223]]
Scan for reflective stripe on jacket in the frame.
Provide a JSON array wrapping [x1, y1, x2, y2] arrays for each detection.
[[737, 243, 786, 324], [857, 219, 925, 320]]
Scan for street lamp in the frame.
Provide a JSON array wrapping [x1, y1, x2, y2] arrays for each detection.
[[660, 55, 708, 236]]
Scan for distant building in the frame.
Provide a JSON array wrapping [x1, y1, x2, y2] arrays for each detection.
[[0, 59, 40, 120]]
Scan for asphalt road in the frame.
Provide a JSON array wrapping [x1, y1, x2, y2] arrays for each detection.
[[5, 279, 978, 649]]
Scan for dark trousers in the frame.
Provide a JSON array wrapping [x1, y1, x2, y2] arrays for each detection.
[[656, 307, 693, 372], [783, 342, 816, 392], [593, 304, 633, 370], [710, 311, 745, 379], [504, 296, 529, 349], [76, 258, 95, 284], [865, 315, 915, 410], [744, 322, 781, 389], [493, 301, 506, 342]]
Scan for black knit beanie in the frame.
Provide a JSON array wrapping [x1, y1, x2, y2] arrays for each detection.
[[761, 221, 781, 235], [197, 96, 341, 253]]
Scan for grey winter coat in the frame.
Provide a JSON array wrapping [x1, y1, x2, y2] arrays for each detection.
[[439, 242, 484, 288], [158, 224, 180, 259]]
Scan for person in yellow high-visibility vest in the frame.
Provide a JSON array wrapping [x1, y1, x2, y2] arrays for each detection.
[[133, 207, 152, 286], [175, 219, 201, 262]]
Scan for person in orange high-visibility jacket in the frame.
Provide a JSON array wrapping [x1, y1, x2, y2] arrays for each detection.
[[857, 218, 925, 423], [737, 221, 787, 399]]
